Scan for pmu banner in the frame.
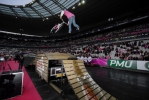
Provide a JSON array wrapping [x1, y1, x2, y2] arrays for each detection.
[[108, 59, 137, 69], [108, 59, 149, 71]]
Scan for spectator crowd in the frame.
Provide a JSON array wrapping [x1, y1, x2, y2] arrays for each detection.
[[0, 20, 149, 62]]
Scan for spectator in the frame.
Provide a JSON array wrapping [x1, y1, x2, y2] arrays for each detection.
[[18, 54, 24, 70]]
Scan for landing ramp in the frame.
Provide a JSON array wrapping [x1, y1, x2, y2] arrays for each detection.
[[63, 60, 116, 100]]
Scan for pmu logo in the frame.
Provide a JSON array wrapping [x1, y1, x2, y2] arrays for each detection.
[[145, 62, 149, 70]]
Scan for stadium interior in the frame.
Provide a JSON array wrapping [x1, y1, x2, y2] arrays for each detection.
[[0, 0, 149, 100]]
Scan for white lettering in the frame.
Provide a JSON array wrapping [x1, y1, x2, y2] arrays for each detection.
[[110, 60, 116, 66], [116, 61, 125, 67], [125, 61, 132, 68]]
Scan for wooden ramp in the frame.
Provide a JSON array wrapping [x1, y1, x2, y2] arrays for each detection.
[[63, 60, 117, 100], [35, 53, 77, 82], [34, 53, 116, 100]]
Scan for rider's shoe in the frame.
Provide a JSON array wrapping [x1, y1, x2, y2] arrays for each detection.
[[76, 27, 80, 31]]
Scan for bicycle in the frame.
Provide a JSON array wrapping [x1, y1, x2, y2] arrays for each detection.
[[50, 19, 67, 33]]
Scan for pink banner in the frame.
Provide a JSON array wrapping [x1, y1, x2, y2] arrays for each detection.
[[131, 30, 149, 34], [96, 30, 149, 41], [91, 58, 108, 67], [96, 36, 111, 40]]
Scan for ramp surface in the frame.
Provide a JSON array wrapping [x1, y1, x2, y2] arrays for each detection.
[[63, 60, 117, 100]]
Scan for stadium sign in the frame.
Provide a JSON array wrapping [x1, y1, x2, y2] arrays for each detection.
[[108, 60, 137, 69], [145, 62, 149, 70]]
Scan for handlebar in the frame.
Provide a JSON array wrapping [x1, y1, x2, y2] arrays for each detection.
[[61, 19, 67, 25]]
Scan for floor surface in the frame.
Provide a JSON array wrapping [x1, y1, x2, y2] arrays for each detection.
[[25, 58, 149, 100]]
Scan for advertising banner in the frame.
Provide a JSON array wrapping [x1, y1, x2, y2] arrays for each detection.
[[137, 61, 149, 71], [91, 59, 149, 71], [108, 59, 149, 71], [91, 58, 108, 67], [108, 59, 137, 69]]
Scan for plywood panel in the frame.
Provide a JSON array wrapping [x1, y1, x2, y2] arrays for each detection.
[[67, 74, 89, 80], [41, 71, 48, 77], [64, 66, 73, 71], [36, 59, 48, 64], [64, 66, 86, 71], [63, 64, 73, 68], [73, 66, 85, 70], [65, 71, 75, 75], [96, 90, 107, 100], [56, 73, 65, 78], [69, 78, 79, 84], [36, 53, 49, 82], [42, 76, 48, 82], [36, 58, 47, 61], [109, 96, 116, 100], [37, 54, 45, 57], [72, 82, 82, 89], [36, 64, 48, 72], [77, 86, 99, 98], [67, 74, 77, 79], [71, 77, 93, 85], [36, 70, 40, 76], [63, 60, 74, 63], [44, 53, 76, 60], [74, 83, 98, 94], [64, 64, 85, 69], [80, 97, 88, 100], [42, 63, 48, 67], [36, 64, 48, 69], [74, 60, 84, 63], [62, 60, 117, 100], [102, 93, 111, 100], [78, 65, 86, 69], [77, 92, 86, 99], [65, 70, 87, 76], [41, 60, 48, 63], [41, 73, 47, 79]]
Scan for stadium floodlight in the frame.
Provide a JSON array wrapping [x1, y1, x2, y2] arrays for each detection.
[[78, 2, 81, 6], [81, 0, 85, 4], [72, 6, 75, 9]]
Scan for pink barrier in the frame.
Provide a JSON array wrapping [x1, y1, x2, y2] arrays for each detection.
[[96, 36, 111, 40], [131, 30, 149, 34], [91, 58, 108, 67], [95, 30, 149, 41]]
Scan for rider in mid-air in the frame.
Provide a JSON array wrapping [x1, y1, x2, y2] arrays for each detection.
[[60, 9, 80, 33]]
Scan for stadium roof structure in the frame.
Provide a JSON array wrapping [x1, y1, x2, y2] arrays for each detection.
[[0, 0, 149, 37], [0, 0, 79, 18]]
